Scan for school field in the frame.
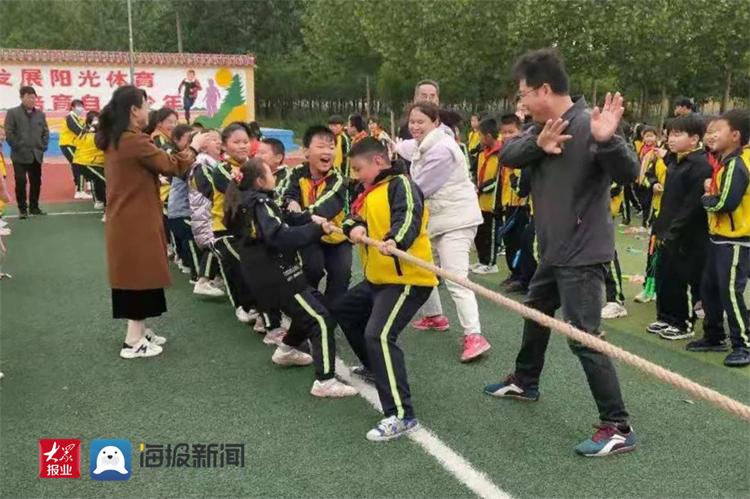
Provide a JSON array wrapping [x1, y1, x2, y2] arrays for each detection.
[[1, 169, 749, 498]]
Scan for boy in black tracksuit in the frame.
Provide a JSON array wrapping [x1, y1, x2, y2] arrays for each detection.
[[649, 114, 712, 340], [334, 138, 438, 442], [225, 158, 357, 398]]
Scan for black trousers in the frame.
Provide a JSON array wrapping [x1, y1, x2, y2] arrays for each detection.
[[502, 206, 529, 279], [475, 211, 500, 266], [167, 217, 201, 281], [13, 160, 42, 212], [514, 262, 629, 424], [61, 145, 84, 191], [334, 282, 432, 420], [604, 250, 624, 304], [635, 184, 652, 227], [517, 217, 537, 287], [656, 241, 706, 330], [199, 247, 219, 280], [79, 165, 106, 205], [281, 288, 337, 380], [214, 236, 254, 311], [701, 243, 750, 349], [300, 242, 352, 305]]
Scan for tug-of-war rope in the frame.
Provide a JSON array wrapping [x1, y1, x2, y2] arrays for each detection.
[[334, 226, 750, 423]]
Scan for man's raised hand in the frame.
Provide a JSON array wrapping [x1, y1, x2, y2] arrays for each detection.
[[591, 92, 624, 143], [536, 118, 572, 155]]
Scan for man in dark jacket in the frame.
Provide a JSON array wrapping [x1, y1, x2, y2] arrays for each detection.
[[483, 49, 639, 457], [4, 86, 49, 218]]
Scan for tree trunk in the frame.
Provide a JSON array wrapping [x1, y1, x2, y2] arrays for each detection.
[[658, 87, 668, 131], [175, 9, 183, 53], [721, 70, 732, 113], [591, 79, 598, 107]]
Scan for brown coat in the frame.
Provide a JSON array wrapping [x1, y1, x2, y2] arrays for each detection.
[[105, 130, 195, 290]]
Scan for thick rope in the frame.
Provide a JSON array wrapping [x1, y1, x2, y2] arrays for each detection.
[[336, 227, 750, 422]]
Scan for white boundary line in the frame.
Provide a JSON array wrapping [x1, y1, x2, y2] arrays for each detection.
[[335, 358, 511, 499], [3, 210, 101, 219]]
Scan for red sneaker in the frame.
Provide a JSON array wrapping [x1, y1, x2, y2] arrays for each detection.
[[461, 333, 491, 362], [411, 315, 450, 331]]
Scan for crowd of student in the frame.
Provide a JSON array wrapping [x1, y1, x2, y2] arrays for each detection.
[[1, 48, 748, 453]]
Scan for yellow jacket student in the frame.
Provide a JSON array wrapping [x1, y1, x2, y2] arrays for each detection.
[[334, 132, 351, 177], [59, 111, 86, 149], [500, 165, 526, 208], [476, 142, 502, 213], [72, 126, 104, 167], [193, 158, 239, 232], [644, 156, 668, 216], [283, 163, 348, 244], [343, 163, 437, 287], [703, 148, 750, 241]]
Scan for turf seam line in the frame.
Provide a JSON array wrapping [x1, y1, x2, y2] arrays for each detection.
[[4, 211, 102, 219], [335, 358, 511, 499]]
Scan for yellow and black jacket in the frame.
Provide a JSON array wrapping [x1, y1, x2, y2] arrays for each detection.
[[282, 163, 347, 244], [193, 157, 240, 233], [500, 164, 526, 209], [476, 142, 502, 213], [610, 182, 624, 217], [342, 163, 438, 287], [72, 125, 104, 167], [644, 155, 668, 217], [702, 148, 750, 243], [59, 111, 85, 148], [153, 133, 174, 210], [334, 132, 351, 178], [274, 165, 292, 196]]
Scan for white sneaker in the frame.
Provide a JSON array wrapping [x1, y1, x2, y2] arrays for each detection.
[[246, 309, 260, 321], [263, 327, 287, 346], [272, 345, 313, 366], [235, 307, 253, 324], [79, 191, 93, 200], [101, 214, 106, 223], [193, 280, 225, 297], [254, 315, 267, 333], [119, 337, 163, 359], [177, 263, 191, 274], [0, 227, 11, 236], [601, 302, 628, 319], [469, 262, 482, 271], [472, 264, 499, 275], [366, 415, 420, 442], [94, 201, 104, 210], [211, 276, 226, 290], [310, 378, 358, 398], [144, 328, 167, 346], [0, 219, 7, 228]]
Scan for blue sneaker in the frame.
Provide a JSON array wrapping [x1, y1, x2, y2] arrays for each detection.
[[575, 424, 636, 457], [484, 375, 539, 401], [366, 416, 420, 442]]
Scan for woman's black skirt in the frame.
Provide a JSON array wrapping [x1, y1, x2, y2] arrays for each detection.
[[112, 288, 167, 321]]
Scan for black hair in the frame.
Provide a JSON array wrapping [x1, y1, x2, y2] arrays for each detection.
[[85, 110, 99, 126], [247, 121, 262, 139], [512, 48, 569, 95], [171, 123, 193, 145], [95, 85, 148, 150], [719, 109, 750, 146], [368, 116, 381, 126], [147, 107, 178, 135], [414, 79, 440, 97], [328, 114, 345, 125], [640, 125, 658, 137], [191, 122, 205, 130], [261, 137, 285, 158], [348, 114, 366, 133], [407, 101, 440, 122], [303, 125, 335, 148], [479, 118, 498, 136], [19, 85, 36, 97], [499, 113, 522, 129], [674, 97, 694, 111], [70, 99, 84, 109], [223, 158, 269, 228], [439, 109, 463, 130], [221, 121, 252, 144], [349, 136, 389, 160], [666, 113, 705, 138]]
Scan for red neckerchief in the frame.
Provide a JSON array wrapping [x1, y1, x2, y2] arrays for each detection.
[[249, 139, 260, 158], [307, 175, 328, 205], [351, 183, 380, 216], [707, 150, 724, 195], [352, 131, 368, 144], [639, 144, 656, 160], [477, 141, 502, 188]]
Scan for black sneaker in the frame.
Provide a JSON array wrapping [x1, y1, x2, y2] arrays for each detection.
[[646, 321, 670, 334], [658, 325, 694, 341], [29, 208, 47, 216], [351, 365, 376, 384], [686, 338, 730, 352], [724, 348, 750, 367], [504, 280, 528, 294]]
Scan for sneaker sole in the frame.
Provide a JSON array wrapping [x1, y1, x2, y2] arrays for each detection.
[[724, 360, 750, 367], [119, 350, 162, 359], [686, 346, 730, 352], [460, 343, 491, 363], [577, 443, 637, 457], [483, 390, 539, 402], [272, 355, 313, 366], [602, 312, 628, 319], [659, 332, 695, 341], [412, 324, 450, 332], [310, 388, 358, 398], [367, 423, 420, 442]]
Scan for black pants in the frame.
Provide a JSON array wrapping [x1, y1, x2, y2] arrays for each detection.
[[214, 236, 254, 311], [517, 217, 537, 288], [13, 160, 42, 212], [61, 145, 84, 191], [199, 247, 219, 280], [502, 206, 529, 279], [701, 243, 750, 349], [281, 288, 337, 380], [79, 165, 106, 205], [167, 217, 201, 281], [514, 262, 629, 424], [604, 250, 624, 304], [300, 242, 352, 305], [656, 241, 706, 331], [334, 282, 432, 420], [475, 211, 500, 266], [635, 184, 652, 227], [184, 96, 195, 123]]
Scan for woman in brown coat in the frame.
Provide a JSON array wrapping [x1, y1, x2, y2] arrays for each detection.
[[96, 85, 201, 359]]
